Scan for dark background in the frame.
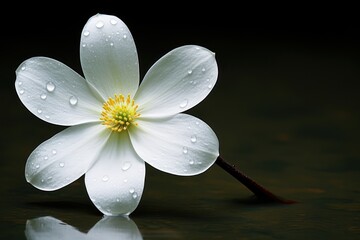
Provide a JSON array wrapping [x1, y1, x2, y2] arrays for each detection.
[[1, 1, 359, 239]]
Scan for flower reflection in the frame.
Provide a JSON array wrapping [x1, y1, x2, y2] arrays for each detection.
[[25, 215, 142, 240]]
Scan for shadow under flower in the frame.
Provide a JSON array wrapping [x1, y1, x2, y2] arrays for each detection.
[[25, 215, 143, 240]]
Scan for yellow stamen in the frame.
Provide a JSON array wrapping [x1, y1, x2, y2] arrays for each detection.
[[100, 94, 140, 132]]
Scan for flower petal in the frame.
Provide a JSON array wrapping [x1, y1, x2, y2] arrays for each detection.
[[135, 45, 218, 118], [129, 114, 219, 176], [25, 216, 86, 240], [80, 14, 139, 99], [25, 123, 110, 191], [15, 57, 102, 126], [88, 216, 142, 239], [85, 132, 145, 216]]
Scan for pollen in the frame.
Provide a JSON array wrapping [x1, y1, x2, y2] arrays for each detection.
[[100, 94, 140, 132]]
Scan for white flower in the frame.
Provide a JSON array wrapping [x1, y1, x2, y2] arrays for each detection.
[[15, 13, 219, 216]]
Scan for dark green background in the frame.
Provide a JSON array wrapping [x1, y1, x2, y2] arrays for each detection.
[[1, 2, 359, 239]]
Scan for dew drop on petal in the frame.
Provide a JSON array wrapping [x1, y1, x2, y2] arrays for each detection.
[[190, 135, 197, 143], [183, 146, 188, 154], [129, 188, 135, 194], [37, 109, 42, 114], [52, 149, 57, 155], [18, 81, 23, 86], [189, 159, 195, 165], [132, 192, 138, 199], [44, 156, 48, 160], [40, 93, 47, 100], [110, 19, 118, 25], [96, 21, 104, 28], [35, 164, 40, 169], [69, 96, 78, 106], [83, 31, 90, 37], [21, 66, 26, 71], [202, 67, 206, 72], [179, 99, 188, 108], [123, 34, 127, 39], [122, 162, 132, 171], [116, 198, 120, 202], [59, 162, 65, 168], [208, 83, 213, 89], [187, 70, 193, 75], [46, 82, 55, 92], [102, 175, 109, 182], [19, 89, 24, 95]]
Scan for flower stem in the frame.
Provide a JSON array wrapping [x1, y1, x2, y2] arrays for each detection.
[[216, 156, 296, 204]]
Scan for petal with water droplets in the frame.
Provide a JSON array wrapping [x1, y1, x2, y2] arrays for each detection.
[[85, 132, 145, 216], [135, 45, 218, 118], [80, 14, 139, 99], [15, 57, 103, 126], [129, 113, 219, 176], [25, 123, 109, 191]]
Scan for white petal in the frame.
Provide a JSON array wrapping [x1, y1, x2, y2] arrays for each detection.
[[25, 216, 86, 240], [85, 132, 145, 216], [80, 14, 139, 99], [129, 114, 219, 176], [25, 123, 110, 191], [15, 57, 103, 126], [135, 45, 218, 118], [88, 216, 143, 239]]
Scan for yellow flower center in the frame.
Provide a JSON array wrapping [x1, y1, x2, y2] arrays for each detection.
[[100, 94, 140, 132]]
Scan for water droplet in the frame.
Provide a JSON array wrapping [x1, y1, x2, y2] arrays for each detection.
[[35, 164, 40, 169], [116, 198, 120, 202], [122, 162, 132, 171], [195, 121, 200, 125], [82, 43, 86, 48], [189, 159, 195, 165], [47, 176, 53, 180], [102, 175, 109, 182], [129, 188, 135, 194], [52, 149, 57, 155], [132, 192, 138, 199], [83, 31, 90, 37], [110, 42, 114, 47], [187, 69, 193, 75], [18, 81, 23, 86], [179, 99, 188, 108], [19, 89, 24, 95], [37, 109, 42, 114], [202, 68, 206, 72], [40, 93, 47, 100], [183, 146, 188, 154], [190, 135, 197, 143], [41, 179, 45, 183], [69, 96, 78, 106], [59, 162, 65, 168], [208, 83, 213, 89], [110, 19, 118, 25], [123, 34, 127, 39], [46, 81, 55, 92], [21, 66, 26, 71], [96, 21, 104, 28], [123, 179, 128, 183], [44, 156, 48, 160], [45, 115, 50, 119]]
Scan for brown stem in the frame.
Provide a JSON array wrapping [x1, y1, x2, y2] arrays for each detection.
[[216, 156, 296, 204]]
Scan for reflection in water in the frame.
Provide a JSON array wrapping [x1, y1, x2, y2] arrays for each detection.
[[25, 215, 143, 240]]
